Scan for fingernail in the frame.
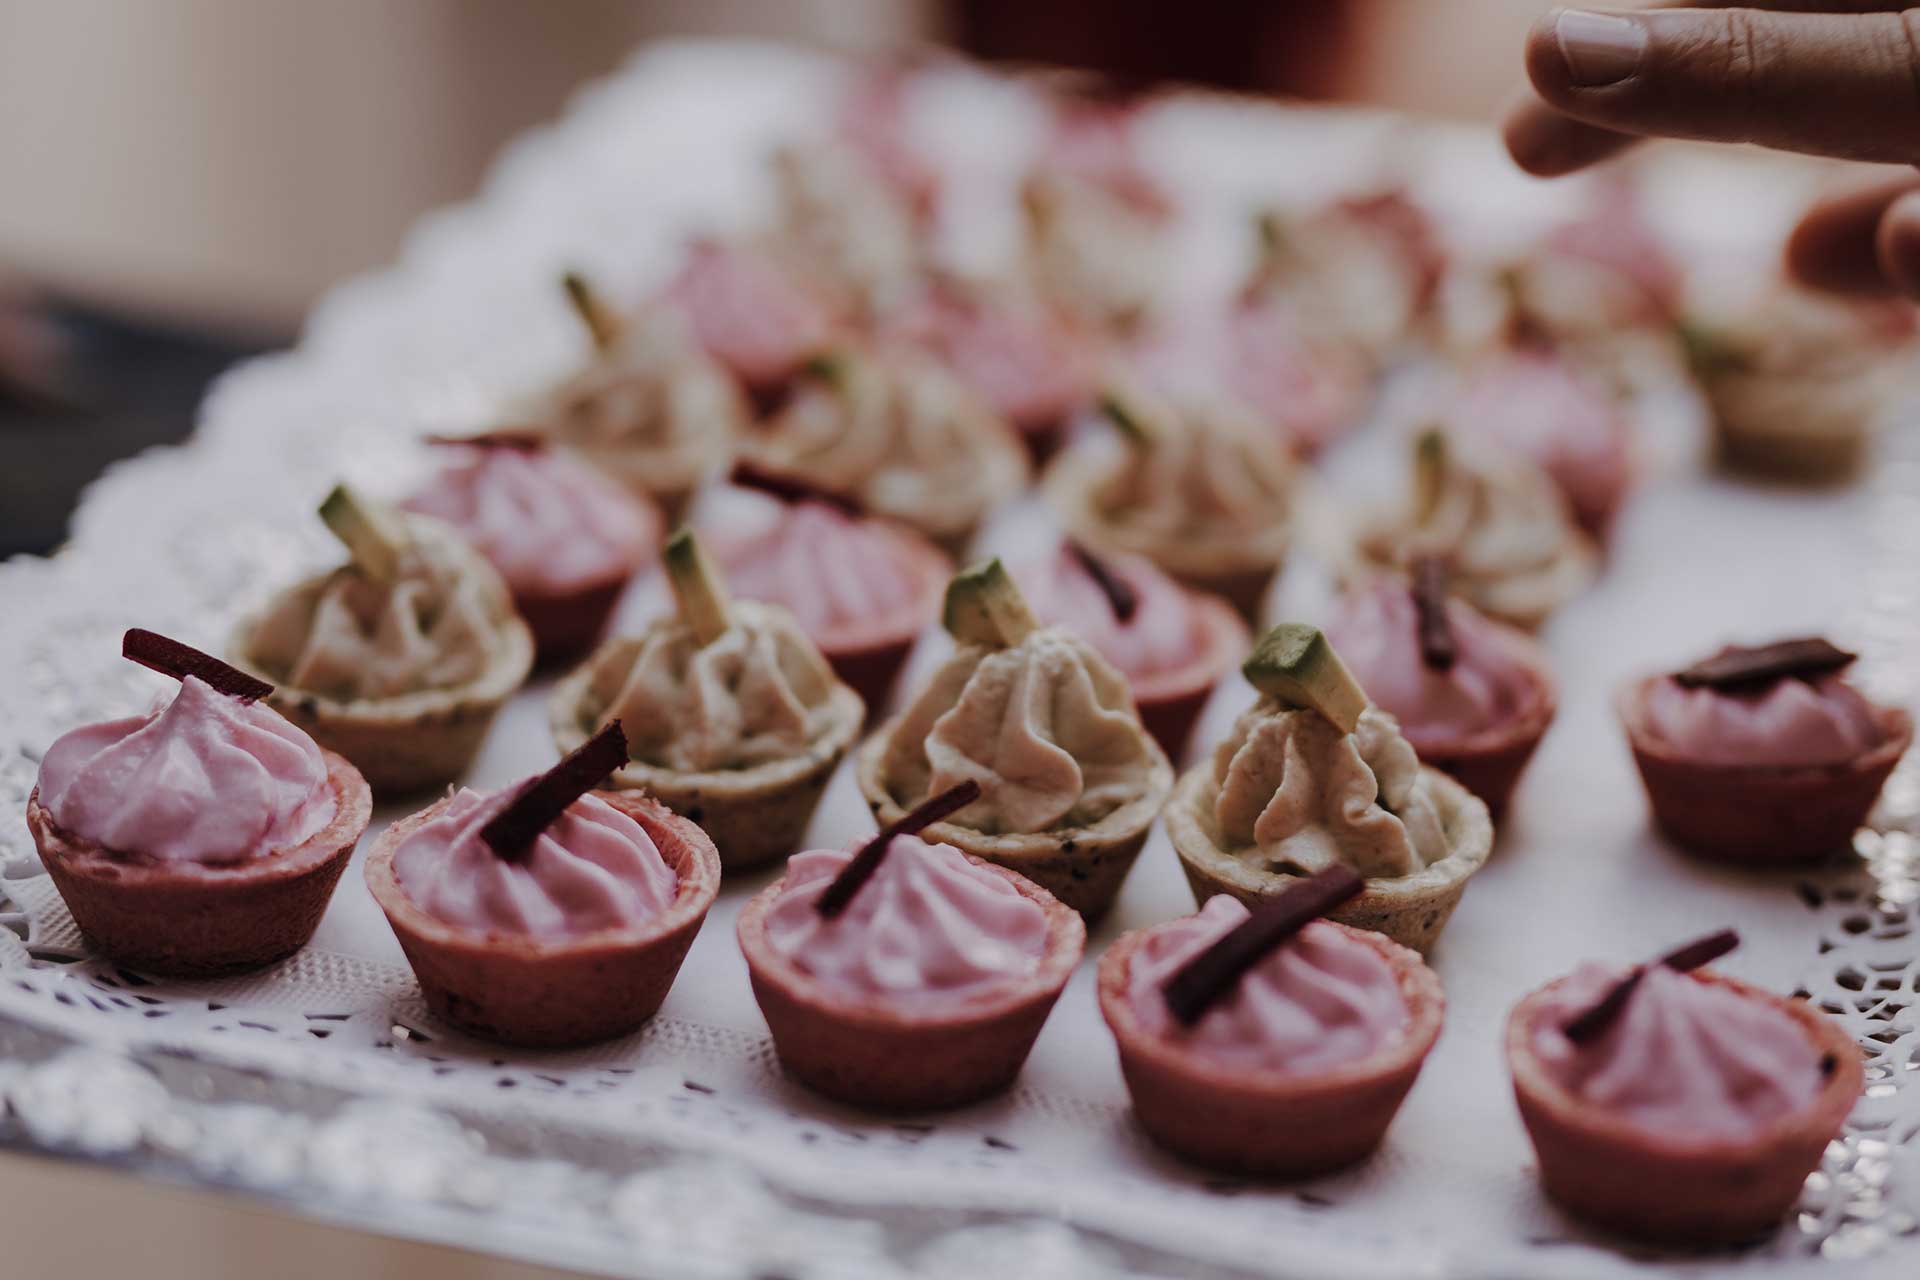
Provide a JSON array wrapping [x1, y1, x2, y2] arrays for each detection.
[[1554, 9, 1645, 88]]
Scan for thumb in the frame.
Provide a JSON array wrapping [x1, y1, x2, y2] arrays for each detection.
[[1526, 6, 1920, 165]]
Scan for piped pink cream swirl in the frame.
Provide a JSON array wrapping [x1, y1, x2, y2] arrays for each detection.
[[762, 836, 1050, 1008], [1327, 581, 1551, 747], [36, 677, 336, 866], [392, 784, 678, 941], [1125, 897, 1409, 1074], [1639, 672, 1885, 767], [661, 240, 838, 391], [402, 447, 657, 596], [700, 486, 934, 639], [1530, 963, 1823, 1142], [1014, 545, 1208, 682], [886, 285, 1094, 432]]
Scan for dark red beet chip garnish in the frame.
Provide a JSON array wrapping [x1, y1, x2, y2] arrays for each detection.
[[1674, 638, 1855, 692], [1561, 928, 1740, 1044], [1068, 540, 1139, 624], [122, 629, 272, 703], [423, 431, 548, 452], [815, 780, 982, 919], [1162, 865, 1366, 1027], [1410, 555, 1456, 672], [728, 460, 865, 518], [479, 722, 630, 862]]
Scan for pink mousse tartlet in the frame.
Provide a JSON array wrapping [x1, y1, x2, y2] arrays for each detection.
[[1508, 940, 1861, 1244], [738, 823, 1084, 1111], [1617, 638, 1911, 864], [886, 276, 1098, 463], [1131, 299, 1373, 460], [1098, 888, 1443, 1176], [27, 632, 371, 976], [1014, 541, 1248, 759], [1327, 572, 1557, 816], [698, 470, 950, 713], [1447, 344, 1634, 538], [660, 238, 842, 412], [403, 438, 660, 663], [365, 737, 721, 1048]]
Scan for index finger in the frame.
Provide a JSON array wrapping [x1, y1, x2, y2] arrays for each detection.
[[1502, 0, 1915, 176]]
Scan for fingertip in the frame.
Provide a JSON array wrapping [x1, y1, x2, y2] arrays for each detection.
[[1876, 189, 1920, 301], [1523, 10, 1576, 105], [1501, 90, 1640, 178]]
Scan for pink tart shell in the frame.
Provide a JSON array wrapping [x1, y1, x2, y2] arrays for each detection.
[[365, 789, 721, 1048], [26, 750, 371, 977], [1617, 675, 1912, 865], [1098, 920, 1443, 1177], [1507, 971, 1863, 1245], [737, 857, 1084, 1110]]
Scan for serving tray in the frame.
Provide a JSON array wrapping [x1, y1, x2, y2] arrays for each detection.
[[1, 42, 1916, 1280]]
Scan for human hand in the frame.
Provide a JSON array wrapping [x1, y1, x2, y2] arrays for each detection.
[[1503, 3, 1920, 298]]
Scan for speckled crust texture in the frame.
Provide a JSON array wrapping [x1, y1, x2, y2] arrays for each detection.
[[1506, 971, 1863, 1246], [26, 751, 371, 977], [229, 613, 535, 798], [853, 722, 1173, 922], [550, 663, 864, 872], [1617, 676, 1913, 865], [365, 790, 721, 1048], [736, 857, 1084, 1110], [1098, 920, 1443, 1176], [1165, 764, 1491, 954]]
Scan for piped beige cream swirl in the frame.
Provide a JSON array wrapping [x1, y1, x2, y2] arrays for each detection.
[[1209, 702, 1452, 879], [878, 627, 1162, 835], [575, 600, 843, 773], [246, 516, 521, 703]]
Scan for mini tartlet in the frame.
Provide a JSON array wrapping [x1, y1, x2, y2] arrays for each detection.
[[738, 788, 1084, 1110], [365, 725, 721, 1047], [551, 529, 864, 871], [856, 560, 1174, 920], [1446, 335, 1635, 539], [765, 140, 924, 322], [744, 346, 1029, 558], [27, 631, 371, 976], [1014, 540, 1249, 759], [659, 238, 842, 413], [1349, 430, 1596, 631], [1125, 281, 1373, 461], [1507, 932, 1862, 1245], [698, 466, 948, 713], [1327, 567, 1557, 817], [1021, 97, 1173, 334], [1618, 638, 1912, 865], [1099, 871, 1444, 1176], [1166, 625, 1492, 952], [886, 274, 1098, 463], [1242, 189, 1443, 367], [1686, 288, 1917, 484], [402, 435, 660, 663], [521, 273, 746, 522], [1046, 385, 1299, 622], [232, 487, 534, 796]]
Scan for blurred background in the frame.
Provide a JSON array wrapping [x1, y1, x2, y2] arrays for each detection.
[[0, 0, 1550, 557]]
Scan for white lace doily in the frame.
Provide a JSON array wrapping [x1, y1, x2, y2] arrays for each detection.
[[1, 42, 1916, 1279]]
